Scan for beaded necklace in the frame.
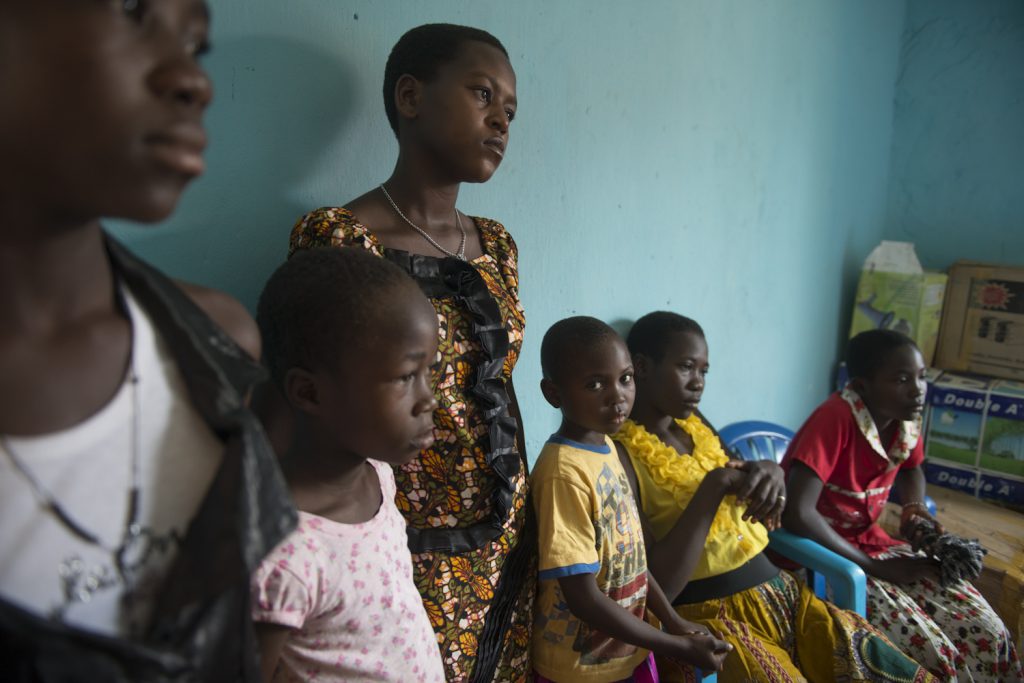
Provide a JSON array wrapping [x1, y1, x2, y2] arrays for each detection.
[[614, 414, 754, 557]]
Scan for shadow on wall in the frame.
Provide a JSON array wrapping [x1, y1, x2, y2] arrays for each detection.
[[112, 35, 355, 310], [608, 318, 636, 341]]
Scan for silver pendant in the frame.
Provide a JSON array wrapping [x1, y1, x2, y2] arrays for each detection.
[[54, 555, 120, 618]]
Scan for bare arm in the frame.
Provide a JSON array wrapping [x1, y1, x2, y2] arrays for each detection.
[[893, 466, 942, 542], [642, 570, 716, 639], [893, 465, 927, 507], [253, 621, 292, 683], [557, 573, 730, 670], [615, 443, 716, 637], [177, 280, 261, 361], [616, 442, 737, 600], [782, 462, 938, 584], [781, 463, 876, 568], [641, 570, 677, 627]]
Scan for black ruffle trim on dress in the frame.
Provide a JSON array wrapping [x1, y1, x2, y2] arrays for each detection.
[[384, 250, 523, 555]]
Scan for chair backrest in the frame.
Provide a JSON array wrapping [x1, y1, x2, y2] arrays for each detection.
[[718, 420, 794, 463]]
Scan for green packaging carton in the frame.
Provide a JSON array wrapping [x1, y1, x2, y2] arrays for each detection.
[[849, 241, 947, 365], [923, 370, 1024, 511]]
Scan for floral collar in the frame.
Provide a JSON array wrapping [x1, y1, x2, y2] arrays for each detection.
[[840, 384, 921, 467]]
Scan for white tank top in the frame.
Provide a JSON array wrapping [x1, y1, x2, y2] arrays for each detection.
[[0, 288, 222, 637]]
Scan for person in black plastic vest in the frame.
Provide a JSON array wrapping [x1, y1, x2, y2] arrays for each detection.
[[0, 2, 296, 680]]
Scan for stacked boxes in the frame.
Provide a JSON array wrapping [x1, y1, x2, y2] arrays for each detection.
[[922, 371, 1024, 511], [843, 247, 1024, 509]]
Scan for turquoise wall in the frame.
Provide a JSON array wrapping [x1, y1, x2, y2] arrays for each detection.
[[112, 0, 908, 460], [883, 0, 1024, 271]]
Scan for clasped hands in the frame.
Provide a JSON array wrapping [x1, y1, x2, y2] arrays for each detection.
[[712, 459, 786, 531], [663, 614, 732, 672]]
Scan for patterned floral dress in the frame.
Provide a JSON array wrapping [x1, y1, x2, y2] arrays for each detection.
[[290, 208, 535, 683]]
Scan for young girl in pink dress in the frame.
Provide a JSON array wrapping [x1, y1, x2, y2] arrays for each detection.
[[251, 248, 445, 683]]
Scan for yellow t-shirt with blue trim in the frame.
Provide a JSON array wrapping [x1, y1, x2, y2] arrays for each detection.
[[530, 435, 650, 682]]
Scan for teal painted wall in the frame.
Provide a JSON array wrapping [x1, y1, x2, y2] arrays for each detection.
[[884, 0, 1024, 270], [112, 1, 908, 460]]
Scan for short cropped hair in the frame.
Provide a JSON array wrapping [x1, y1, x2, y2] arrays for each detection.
[[846, 329, 918, 380], [383, 23, 508, 137], [257, 247, 417, 386], [540, 316, 619, 381], [626, 311, 705, 362]]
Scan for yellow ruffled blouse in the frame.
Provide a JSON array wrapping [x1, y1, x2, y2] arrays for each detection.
[[614, 414, 769, 580]]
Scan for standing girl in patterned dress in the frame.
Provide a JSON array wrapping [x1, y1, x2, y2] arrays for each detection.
[[782, 329, 1022, 681], [288, 24, 534, 682]]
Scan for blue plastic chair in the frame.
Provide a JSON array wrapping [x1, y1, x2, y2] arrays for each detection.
[[688, 422, 868, 681], [717, 420, 867, 615], [719, 420, 793, 464]]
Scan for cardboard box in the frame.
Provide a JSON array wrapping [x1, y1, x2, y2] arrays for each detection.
[[922, 370, 1024, 511], [849, 241, 947, 365], [935, 261, 1024, 381]]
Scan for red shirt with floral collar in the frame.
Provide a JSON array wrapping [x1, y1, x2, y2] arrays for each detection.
[[781, 386, 924, 557]]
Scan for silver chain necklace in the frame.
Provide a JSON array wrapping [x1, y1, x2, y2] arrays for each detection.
[[379, 183, 467, 261], [0, 298, 145, 610]]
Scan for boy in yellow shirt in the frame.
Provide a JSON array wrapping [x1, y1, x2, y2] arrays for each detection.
[[530, 316, 731, 682]]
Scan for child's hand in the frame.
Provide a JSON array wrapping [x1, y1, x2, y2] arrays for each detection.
[[662, 632, 732, 673], [722, 460, 786, 530], [869, 556, 940, 585]]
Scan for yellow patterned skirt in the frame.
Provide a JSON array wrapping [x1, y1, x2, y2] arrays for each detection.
[[657, 571, 938, 683]]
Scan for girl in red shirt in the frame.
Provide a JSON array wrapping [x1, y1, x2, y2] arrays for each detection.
[[783, 329, 1021, 681]]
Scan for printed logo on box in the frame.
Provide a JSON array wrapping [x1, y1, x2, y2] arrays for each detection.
[[970, 280, 1022, 314], [929, 388, 1024, 418], [924, 461, 1024, 508]]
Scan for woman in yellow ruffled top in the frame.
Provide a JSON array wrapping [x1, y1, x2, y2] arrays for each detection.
[[612, 311, 940, 683]]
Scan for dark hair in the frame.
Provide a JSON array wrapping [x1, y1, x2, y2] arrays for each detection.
[[541, 316, 619, 381], [626, 311, 705, 362], [257, 247, 418, 387], [383, 23, 508, 137], [846, 329, 919, 380]]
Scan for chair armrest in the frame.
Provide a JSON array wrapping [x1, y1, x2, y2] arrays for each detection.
[[767, 529, 867, 616]]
